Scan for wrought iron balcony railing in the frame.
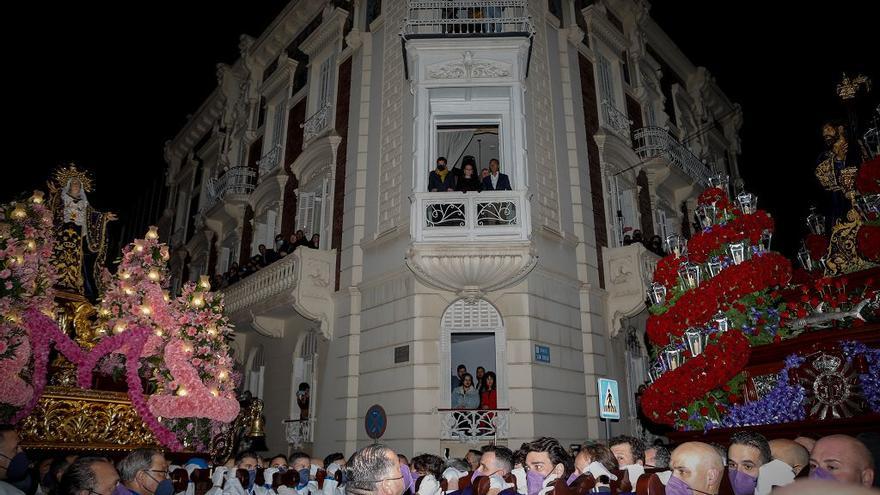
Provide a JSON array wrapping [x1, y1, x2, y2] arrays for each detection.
[[412, 190, 529, 242], [257, 145, 283, 176], [438, 408, 510, 443], [601, 99, 632, 140], [301, 104, 333, 146], [207, 167, 258, 203], [403, 0, 533, 38], [633, 126, 712, 186]]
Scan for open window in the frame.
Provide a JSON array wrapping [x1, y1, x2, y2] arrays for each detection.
[[432, 124, 501, 191]]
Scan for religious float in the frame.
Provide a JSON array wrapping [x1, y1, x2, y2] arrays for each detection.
[[639, 74, 880, 441], [0, 164, 260, 460]]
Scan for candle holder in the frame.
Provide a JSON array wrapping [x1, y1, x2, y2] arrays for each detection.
[[685, 327, 708, 357], [678, 261, 702, 290], [647, 282, 667, 306]]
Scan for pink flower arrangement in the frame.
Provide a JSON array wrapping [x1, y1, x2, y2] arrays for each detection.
[[0, 325, 33, 409]]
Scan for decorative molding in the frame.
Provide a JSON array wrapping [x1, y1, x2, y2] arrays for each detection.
[[582, 5, 629, 54], [602, 243, 659, 337], [426, 52, 512, 80], [406, 242, 537, 301], [299, 6, 349, 58]]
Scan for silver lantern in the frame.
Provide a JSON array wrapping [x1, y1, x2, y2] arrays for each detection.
[[685, 327, 708, 357], [713, 311, 730, 333], [647, 282, 667, 306], [663, 347, 684, 371], [678, 261, 702, 290]]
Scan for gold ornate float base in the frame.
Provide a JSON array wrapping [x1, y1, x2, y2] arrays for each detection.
[[18, 386, 158, 452]]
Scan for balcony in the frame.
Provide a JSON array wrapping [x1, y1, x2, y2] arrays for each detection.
[[283, 419, 313, 447], [413, 190, 530, 242], [601, 99, 632, 141], [207, 167, 258, 203], [406, 190, 536, 300], [602, 243, 660, 337], [438, 409, 510, 443], [301, 103, 333, 146], [220, 247, 336, 339], [633, 126, 712, 186], [402, 0, 534, 38], [257, 145, 282, 177]]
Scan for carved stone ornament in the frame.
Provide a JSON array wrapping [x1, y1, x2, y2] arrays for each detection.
[[427, 51, 512, 80]]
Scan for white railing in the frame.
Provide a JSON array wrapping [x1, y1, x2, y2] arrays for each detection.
[[438, 409, 510, 443], [283, 419, 313, 447], [601, 100, 632, 140], [208, 167, 258, 201], [221, 251, 299, 314], [301, 104, 333, 145], [413, 190, 529, 242], [633, 126, 712, 186], [403, 0, 533, 37], [257, 145, 282, 176]]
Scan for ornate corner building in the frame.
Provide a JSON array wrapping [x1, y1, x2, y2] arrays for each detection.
[[159, 0, 742, 455]]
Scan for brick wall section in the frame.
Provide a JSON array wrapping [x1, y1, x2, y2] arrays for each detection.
[[239, 205, 255, 264], [578, 54, 607, 288], [332, 57, 352, 291], [636, 170, 654, 238], [281, 100, 307, 238]]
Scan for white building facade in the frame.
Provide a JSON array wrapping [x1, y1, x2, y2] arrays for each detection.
[[160, 0, 742, 457]]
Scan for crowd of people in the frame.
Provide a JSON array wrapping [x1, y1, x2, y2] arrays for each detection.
[[621, 229, 665, 257], [451, 365, 497, 411], [428, 157, 512, 193], [211, 230, 319, 289], [4, 422, 877, 495]]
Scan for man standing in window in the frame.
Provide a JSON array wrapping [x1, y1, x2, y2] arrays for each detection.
[[481, 159, 511, 191]]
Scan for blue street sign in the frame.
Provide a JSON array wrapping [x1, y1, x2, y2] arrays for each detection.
[[598, 378, 620, 420], [534, 345, 550, 363], [365, 404, 387, 439]]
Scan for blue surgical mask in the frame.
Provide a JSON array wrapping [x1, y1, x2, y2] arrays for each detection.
[[247, 469, 257, 490], [297, 468, 310, 489], [154, 479, 175, 495]]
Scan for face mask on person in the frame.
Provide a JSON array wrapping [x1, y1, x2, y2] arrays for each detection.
[[297, 468, 310, 489], [400, 464, 416, 493], [525, 466, 558, 495], [728, 469, 757, 495], [437, 164, 446, 171], [247, 469, 257, 490], [808, 467, 836, 482], [665, 476, 714, 495], [0, 452, 30, 482], [153, 479, 175, 495], [471, 470, 483, 483]]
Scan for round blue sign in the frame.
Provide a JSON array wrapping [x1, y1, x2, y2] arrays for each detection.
[[365, 404, 387, 439]]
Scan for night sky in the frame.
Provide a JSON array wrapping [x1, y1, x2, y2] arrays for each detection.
[[6, 1, 877, 259]]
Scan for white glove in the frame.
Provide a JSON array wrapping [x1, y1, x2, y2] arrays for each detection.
[[656, 471, 672, 485], [756, 459, 796, 495], [510, 468, 527, 495], [442, 467, 467, 486], [326, 463, 341, 478], [537, 474, 558, 495], [310, 465, 320, 478], [278, 487, 298, 495], [212, 467, 230, 488], [223, 475, 246, 495], [170, 465, 183, 473], [584, 462, 617, 482], [321, 478, 339, 495], [620, 464, 644, 487], [263, 468, 280, 488], [183, 465, 199, 495], [417, 475, 441, 495], [253, 487, 274, 495], [489, 474, 514, 492]]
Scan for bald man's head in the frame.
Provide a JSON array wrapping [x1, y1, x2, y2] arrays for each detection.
[[671, 442, 724, 495], [795, 437, 817, 453], [770, 439, 810, 475], [810, 435, 875, 488]]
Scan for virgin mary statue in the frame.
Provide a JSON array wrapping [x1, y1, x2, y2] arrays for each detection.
[[48, 164, 117, 299]]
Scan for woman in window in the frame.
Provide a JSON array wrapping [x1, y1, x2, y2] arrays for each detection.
[[455, 162, 482, 193], [479, 371, 497, 410], [451, 373, 480, 409]]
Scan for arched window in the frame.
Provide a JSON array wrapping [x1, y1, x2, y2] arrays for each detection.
[[440, 298, 507, 408]]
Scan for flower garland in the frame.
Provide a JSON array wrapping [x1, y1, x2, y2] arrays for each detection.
[[640, 331, 751, 426], [721, 354, 807, 427], [805, 234, 830, 262], [647, 253, 791, 345], [0, 325, 32, 409], [652, 211, 775, 290]]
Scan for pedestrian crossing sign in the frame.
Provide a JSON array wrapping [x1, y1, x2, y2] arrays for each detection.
[[598, 378, 620, 420]]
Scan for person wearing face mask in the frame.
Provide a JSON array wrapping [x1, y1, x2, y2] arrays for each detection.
[[344, 444, 406, 495], [0, 425, 28, 495], [566, 442, 618, 492], [410, 454, 444, 495], [608, 435, 645, 490], [727, 431, 771, 495], [226, 452, 260, 495], [667, 442, 724, 495], [521, 437, 574, 495], [58, 457, 120, 495], [429, 158, 456, 192], [754, 438, 810, 495], [116, 449, 174, 495], [808, 434, 875, 488], [463, 446, 515, 495]]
